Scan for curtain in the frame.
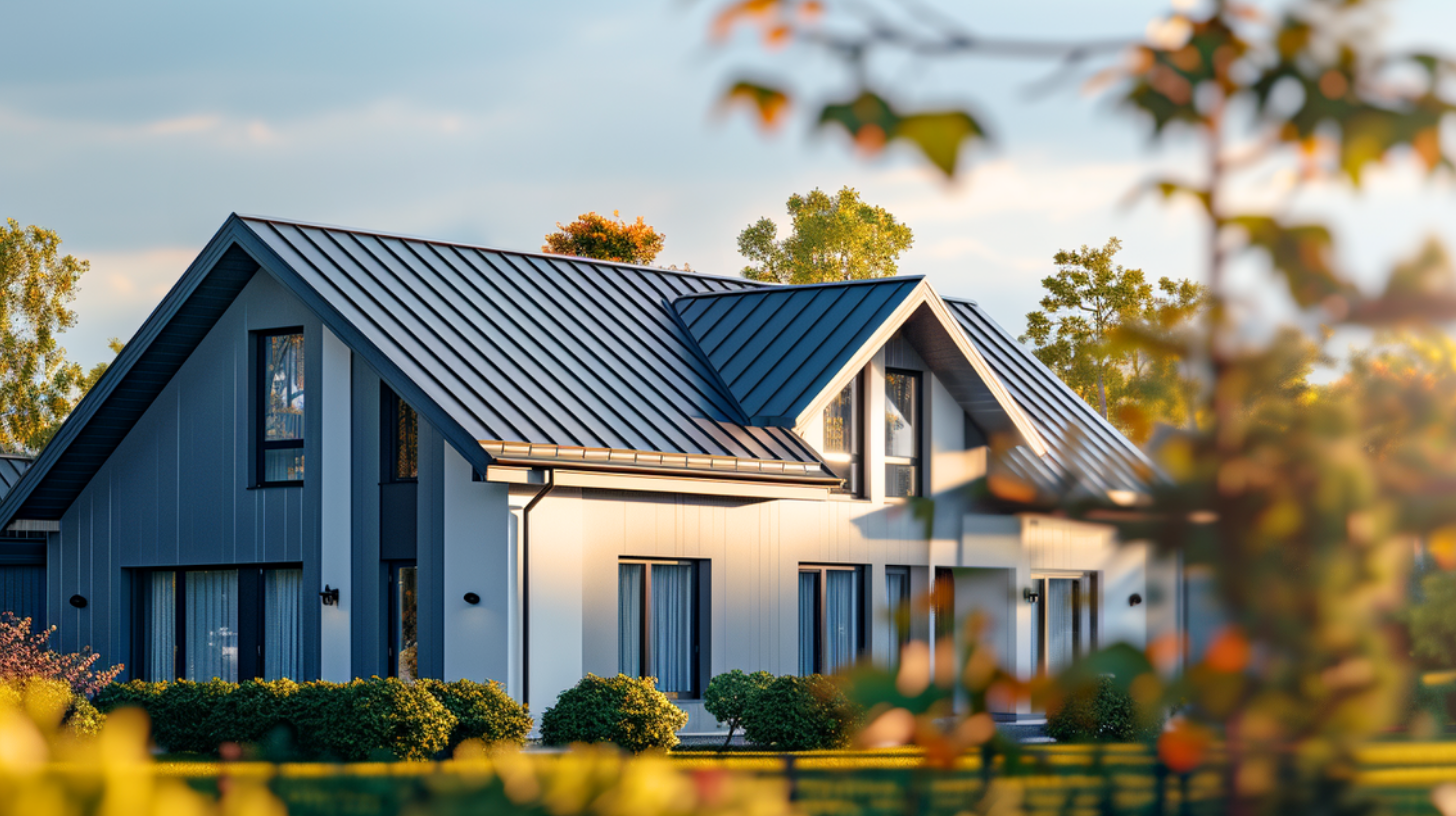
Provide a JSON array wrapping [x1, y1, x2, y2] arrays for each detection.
[[149, 572, 176, 680], [1046, 578, 1076, 674], [651, 564, 694, 694], [264, 569, 302, 680], [618, 564, 643, 677], [825, 570, 860, 674], [798, 572, 818, 675], [886, 569, 909, 671], [185, 570, 238, 682]]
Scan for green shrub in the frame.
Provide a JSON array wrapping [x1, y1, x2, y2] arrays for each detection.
[[703, 670, 774, 749], [208, 679, 298, 748], [2, 678, 105, 737], [1411, 677, 1456, 729], [1046, 676, 1162, 743], [538, 674, 687, 752], [739, 674, 861, 751], [417, 678, 532, 750]]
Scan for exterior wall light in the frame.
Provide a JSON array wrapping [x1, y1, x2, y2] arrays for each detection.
[[1023, 588, 1040, 604], [320, 585, 340, 606], [1129, 593, 1143, 607], [463, 592, 480, 605], [69, 594, 88, 609]]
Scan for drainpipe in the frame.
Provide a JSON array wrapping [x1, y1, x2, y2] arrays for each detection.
[[519, 473, 555, 708]]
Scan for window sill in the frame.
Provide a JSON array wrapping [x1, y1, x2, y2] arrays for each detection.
[[247, 482, 305, 490]]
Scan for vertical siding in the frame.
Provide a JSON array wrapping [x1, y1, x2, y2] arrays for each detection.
[[350, 361, 384, 679], [0, 566, 47, 624]]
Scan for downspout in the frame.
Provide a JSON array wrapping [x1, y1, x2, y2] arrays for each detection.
[[520, 473, 555, 709]]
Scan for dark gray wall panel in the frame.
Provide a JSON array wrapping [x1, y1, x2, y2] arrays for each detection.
[[0, 566, 46, 624], [350, 359, 383, 679], [415, 423, 445, 680]]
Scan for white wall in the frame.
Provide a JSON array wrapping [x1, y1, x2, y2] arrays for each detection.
[[318, 327, 353, 681], [441, 446, 512, 683]]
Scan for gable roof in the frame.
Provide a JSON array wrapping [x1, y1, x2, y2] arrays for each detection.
[[0, 456, 31, 503]]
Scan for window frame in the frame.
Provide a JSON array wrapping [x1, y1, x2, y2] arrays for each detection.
[[798, 563, 867, 676], [821, 372, 864, 497], [381, 388, 419, 484], [886, 566, 912, 668], [385, 559, 419, 680], [884, 368, 922, 498], [255, 328, 306, 488], [618, 557, 706, 699], [1029, 571, 1099, 676]]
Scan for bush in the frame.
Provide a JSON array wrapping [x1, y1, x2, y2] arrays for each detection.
[[1046, 676, 1162, 743], [0, 612, 123, 696], [538, 674, 687, 752], [417, 678, 532, 750], [740, 674, 861, 751], [704, 670, 774, 749], [1, 677, 105, 737]]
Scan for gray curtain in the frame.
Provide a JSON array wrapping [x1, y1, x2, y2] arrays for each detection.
[[651, 564, 693, 694], [825, 570, 860, 674], [886, 569, 909, 671], [185, 570, 238, 682], [149, 572, 175, 680], [618, 564, 643, 677], [264, 569, 302, 680], [1047, 578, 1075, 673], [798, 572, 818, 675]]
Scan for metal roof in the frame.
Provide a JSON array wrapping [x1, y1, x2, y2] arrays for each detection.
[[945, 297, 1159, 498], [673, 278, 921, 425]]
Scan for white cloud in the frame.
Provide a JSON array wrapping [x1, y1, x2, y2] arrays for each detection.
[[65, 247, 195, 366]]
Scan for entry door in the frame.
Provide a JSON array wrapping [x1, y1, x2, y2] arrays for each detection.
[[1031, 573, 1097, 676]]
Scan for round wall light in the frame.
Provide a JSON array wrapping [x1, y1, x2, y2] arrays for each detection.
[[69, 594, 88, 609], [463, 592, 481, 605], [1128, 593, 1143, 607]]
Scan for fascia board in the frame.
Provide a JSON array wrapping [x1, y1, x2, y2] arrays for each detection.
[[551, 469, 831, 501]]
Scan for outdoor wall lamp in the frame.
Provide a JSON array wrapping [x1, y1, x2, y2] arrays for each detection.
[[1129, 593, 1143, 607], [1023, 588, 1040, 604], [68, 594, 87, 609], [320, 585, 340, 606], [463, 592, 480, 605]]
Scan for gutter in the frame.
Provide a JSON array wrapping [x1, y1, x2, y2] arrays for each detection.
[[490, 456, 842, 486]]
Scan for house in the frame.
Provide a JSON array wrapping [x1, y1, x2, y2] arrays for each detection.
[[0, 215, 1181, 732]]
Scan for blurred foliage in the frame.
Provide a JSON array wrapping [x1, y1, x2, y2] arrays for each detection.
[[1045, 677, 1164, 744], [0, 612, 122, 697], [1409, 573, 1456, 671], [737, 186, 913, 283], [538, 674, 688, 753], [702, 669, 773, 749], [542, 210, 666, 265]]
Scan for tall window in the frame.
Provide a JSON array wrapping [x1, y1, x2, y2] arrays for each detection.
[[885, 370, 921, 497], [387, 390, 419, 482], [886, 566, 911, 670], [391, 563, 419, 681], [1030, 574, 1097, 677], [139, 565, 302, 681], [258, 331, 305, 485], [798, 564, 864, 676], [619, 559, 700, 697], [822, 375, 862, 495]]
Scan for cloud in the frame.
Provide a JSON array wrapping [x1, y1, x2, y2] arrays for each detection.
[[65, 246, 196, 366]]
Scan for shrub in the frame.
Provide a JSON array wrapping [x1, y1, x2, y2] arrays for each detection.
[[740, 674, 861, 751], [1, 677, 105, 737], [538, 674, 687, 752], [417, 678, 532, 750], [0, 612, 123, 696], [1046, 676, 1163, 743], [703, 670, 774, 749]]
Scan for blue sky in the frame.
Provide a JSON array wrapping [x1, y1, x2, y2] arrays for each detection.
[[3, 0, 1454, 367]]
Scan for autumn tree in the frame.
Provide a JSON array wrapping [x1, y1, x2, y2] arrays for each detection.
[[1020, 237, 1206, 441], [737, 186, 913, 284], [542, 210, 665, 265], [0, 220, 117, 453]]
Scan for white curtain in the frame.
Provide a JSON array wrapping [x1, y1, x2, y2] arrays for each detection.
[[264, 569, 302, 680], [149, 572, 176, 680], [1046, 578, 1076, 673], [798, 572, 818, 675], [886, 569, 909, 671], [618, 564, 643, 677], [185, 570, 238, 682], [651, 564, 694, 694], [825, 570, 860, 674]]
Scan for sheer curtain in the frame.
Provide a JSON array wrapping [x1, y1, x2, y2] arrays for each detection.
[[825, 570, 860, 674], [1046, 578, 1075, 673], [264, 569, 302, 680], [651, 564, 693, 694], [186, 570, 238, 682], [886, 569, 909, 671], [618, 564, 643, 677], [149, 572, 176, 680], [798, 572, 818, 675]]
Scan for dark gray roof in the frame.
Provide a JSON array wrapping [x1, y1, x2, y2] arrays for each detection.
[[945, 297, 1159, 497], [0, 456, 31, 502], [673, 278, 921, 425]]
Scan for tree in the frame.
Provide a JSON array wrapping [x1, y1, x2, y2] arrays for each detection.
[[542, 210, 665, 265], [737, 186, 913, 284], [1019, 238, 1206, 441], [0, 220, 118, 453]]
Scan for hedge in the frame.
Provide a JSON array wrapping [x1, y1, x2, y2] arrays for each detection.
[[738, 674, 862, 751], [538, 674, 687, 752], [1045, 676, 1162, 743], [94, 677, 531, 760]]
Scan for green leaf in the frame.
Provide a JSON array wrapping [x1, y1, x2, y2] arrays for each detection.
[[895, 111, 986, 176]]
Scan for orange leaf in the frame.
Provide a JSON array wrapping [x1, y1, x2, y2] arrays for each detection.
[[1204, 627, 1250, 673], [1159, 720, 1211, 773]]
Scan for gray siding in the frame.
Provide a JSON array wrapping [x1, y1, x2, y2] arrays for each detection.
[[0, 565, 46, 624], [350, 359, 385, 679]]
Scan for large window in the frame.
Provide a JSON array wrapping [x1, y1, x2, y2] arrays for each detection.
[[385, 390, 419, 482], [886, 566, 911, 670], [1029, 573, 1097, 677], [138, 565, 302, 681], [822, 375, 863, 496], [389, 562, 419, 681], [799, 564, 864, 676], [257, 331, 305, 485], [884, 370, 921, 497], [619, 559, 701, 697]]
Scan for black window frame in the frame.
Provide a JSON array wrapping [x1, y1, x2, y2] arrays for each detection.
[[884, 368, 922, 498], [385, 559, 419, 680], [131, 563, 303, 682], [618, 557, 708, 699], [822, 371, 865, 497], [886, 565, 912, 667], [798, 563, 867, 676], [255, 328, 306, 488], [381, 387, 419, 484]]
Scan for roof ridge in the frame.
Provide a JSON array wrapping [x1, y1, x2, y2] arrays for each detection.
[[233, 213, 765, 288], [674, 275, 924, 300]]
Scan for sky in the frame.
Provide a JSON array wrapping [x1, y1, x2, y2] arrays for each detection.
[[3, 0, 1455, 369]]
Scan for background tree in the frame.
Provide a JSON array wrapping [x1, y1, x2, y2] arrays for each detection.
[[542, 210, 665, 265], [738, 186, 913, 284], [1020, 237, 1206, 442], [0, 220, 117, 453]]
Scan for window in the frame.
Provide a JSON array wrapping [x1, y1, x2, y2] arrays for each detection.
[[886, 567, 911, 670], [619, 559, 701, 697], [389, 562, 419, 681], [138, 565, 302, 681], [257, 331, 305, 485], [1030, 573, 1097, 676], [884, 370, 921, 497], [822, 375, 863, 495], [798, 565, 864, 676], [385, 389, 419, 482]]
